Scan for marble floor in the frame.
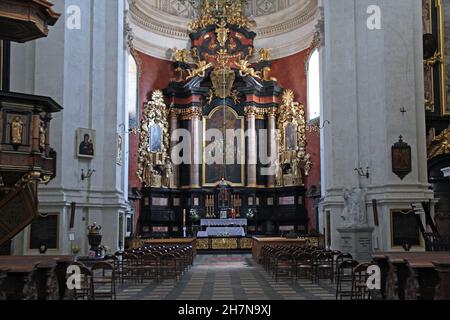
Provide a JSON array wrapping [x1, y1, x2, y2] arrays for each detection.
[[116, 254, 337, 300]]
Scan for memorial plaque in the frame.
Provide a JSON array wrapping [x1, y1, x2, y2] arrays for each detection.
[[30, 215, 58, 250], [391, 209, 422, 247]]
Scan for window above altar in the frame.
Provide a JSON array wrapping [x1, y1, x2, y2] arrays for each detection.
[[307, 49, 320, 121]]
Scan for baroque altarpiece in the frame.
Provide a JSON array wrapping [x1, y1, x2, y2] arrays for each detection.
[[136, 1, 312, 238], [423, 0, 450, 225]]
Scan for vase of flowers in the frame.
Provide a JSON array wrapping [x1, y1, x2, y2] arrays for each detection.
[[87, 222, 102, 252], [71, 244, 81, 256], [190, 209, 200, 224], [247, 208, 255, 220]]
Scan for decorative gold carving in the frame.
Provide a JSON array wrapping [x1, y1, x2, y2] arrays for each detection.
[[240, 237, 253, 249], [9, 116, 24, 145], [237, 59, 261, 79], [187, 60, 213, 80], [137, 90, 172, 187], [211, 67, 236, 99], [231, 89, 240, 104], [215, 20, 230, 48], [424, 51, 443, 68], [244, 106, 274, 120], [196, 238, 210, 250], [428, 125, 450, 159], [258, 48, 271, 62], [189, 0, 255, 31], [277, 90, 312, 186], [212, 237, 238, 250], [173, 49, 190, 63], [174, 107, 203, 121]]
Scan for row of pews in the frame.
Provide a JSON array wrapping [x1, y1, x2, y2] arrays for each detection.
[[0, 256, 73, 300], [372, 252, 450, 300]]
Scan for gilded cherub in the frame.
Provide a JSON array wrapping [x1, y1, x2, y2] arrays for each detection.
[[258, 48, 271, 62], [237, 60, 261, 79], [187, 60, 213, 80]]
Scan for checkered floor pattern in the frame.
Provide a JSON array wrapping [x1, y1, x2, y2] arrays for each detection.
[[115, 254, 337, 300]]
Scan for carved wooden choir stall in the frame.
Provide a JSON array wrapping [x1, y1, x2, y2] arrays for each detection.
[[135, 1, 312, 242]]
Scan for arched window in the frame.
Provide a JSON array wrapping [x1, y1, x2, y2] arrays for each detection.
[[307, 49, 321, 121], [127, 53, 139, 128]]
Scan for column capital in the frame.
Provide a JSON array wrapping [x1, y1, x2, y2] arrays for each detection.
[[176, 107, 203, 120]]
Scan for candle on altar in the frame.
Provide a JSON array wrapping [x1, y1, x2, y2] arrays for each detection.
[[183, 209, 186, 227]]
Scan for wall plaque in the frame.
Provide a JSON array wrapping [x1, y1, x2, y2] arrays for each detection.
[[30, 214, 58, 250]]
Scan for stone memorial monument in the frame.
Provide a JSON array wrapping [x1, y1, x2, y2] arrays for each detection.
[[337, 187, 374, 262]]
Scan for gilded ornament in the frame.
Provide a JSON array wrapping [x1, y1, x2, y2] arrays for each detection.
[[428, 125, 450, 159], [276, 90, 312, 185], [137, 90, 172, 187], [9, 116, 24, 145], [236, 59, 261, 79], [187, 60, 213, 80], [173, 49, 190, 63], [215, 20, 230, 48]]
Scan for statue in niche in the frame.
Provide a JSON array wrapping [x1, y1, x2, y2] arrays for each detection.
[[162, 158, 173, 188], [292, 156, 301, 185], [341, 187, 368, 227], [275, 159, 283, 187], [10, 116, 24, 145], [39, 121, 47, 152]]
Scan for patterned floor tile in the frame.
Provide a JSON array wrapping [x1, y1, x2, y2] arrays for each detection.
[[116, 254, 336, 300]]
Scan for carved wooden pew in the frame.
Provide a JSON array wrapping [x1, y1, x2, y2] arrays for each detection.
[[0, 256, 73, 300], [372, 252, 450, 300]]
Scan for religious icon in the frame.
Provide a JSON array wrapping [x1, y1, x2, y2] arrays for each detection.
[[76, 128, 95, 158], [392, 136, 412, 180], [9, 116, 24, 145], [150, 125, 162, 153], [285, 123, 297, 151]]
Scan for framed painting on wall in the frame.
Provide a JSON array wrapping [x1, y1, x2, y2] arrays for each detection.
[[76, 128, 95, 158], [438, 0, 450, 114]]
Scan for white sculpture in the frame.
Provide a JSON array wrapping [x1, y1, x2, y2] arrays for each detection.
[[341, 187, 368, 227]]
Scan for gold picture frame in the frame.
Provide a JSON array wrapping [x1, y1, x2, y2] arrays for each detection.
[[437, 0, 450, 115]]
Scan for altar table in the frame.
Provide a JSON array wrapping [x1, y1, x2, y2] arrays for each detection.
[[200, 219, 247, 226], [205, 227, 245, 237]]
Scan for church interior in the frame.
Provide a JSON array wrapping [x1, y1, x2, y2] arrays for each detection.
[[0, 0, 449, 303]]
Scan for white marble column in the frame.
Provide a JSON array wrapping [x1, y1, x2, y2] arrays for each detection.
[[170, 110, 179, 187], [189, 107, 202, 188], [246, 107, 257, 187], [321, 0, 433, 253]]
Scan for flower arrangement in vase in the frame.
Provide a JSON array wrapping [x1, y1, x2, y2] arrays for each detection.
[[87, 222, 102, 253]]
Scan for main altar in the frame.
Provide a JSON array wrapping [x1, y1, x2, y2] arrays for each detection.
[[136, 0, 312, 241]]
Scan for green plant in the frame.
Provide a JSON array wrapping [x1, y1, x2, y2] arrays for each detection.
[[71, 244, 81, 255]]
